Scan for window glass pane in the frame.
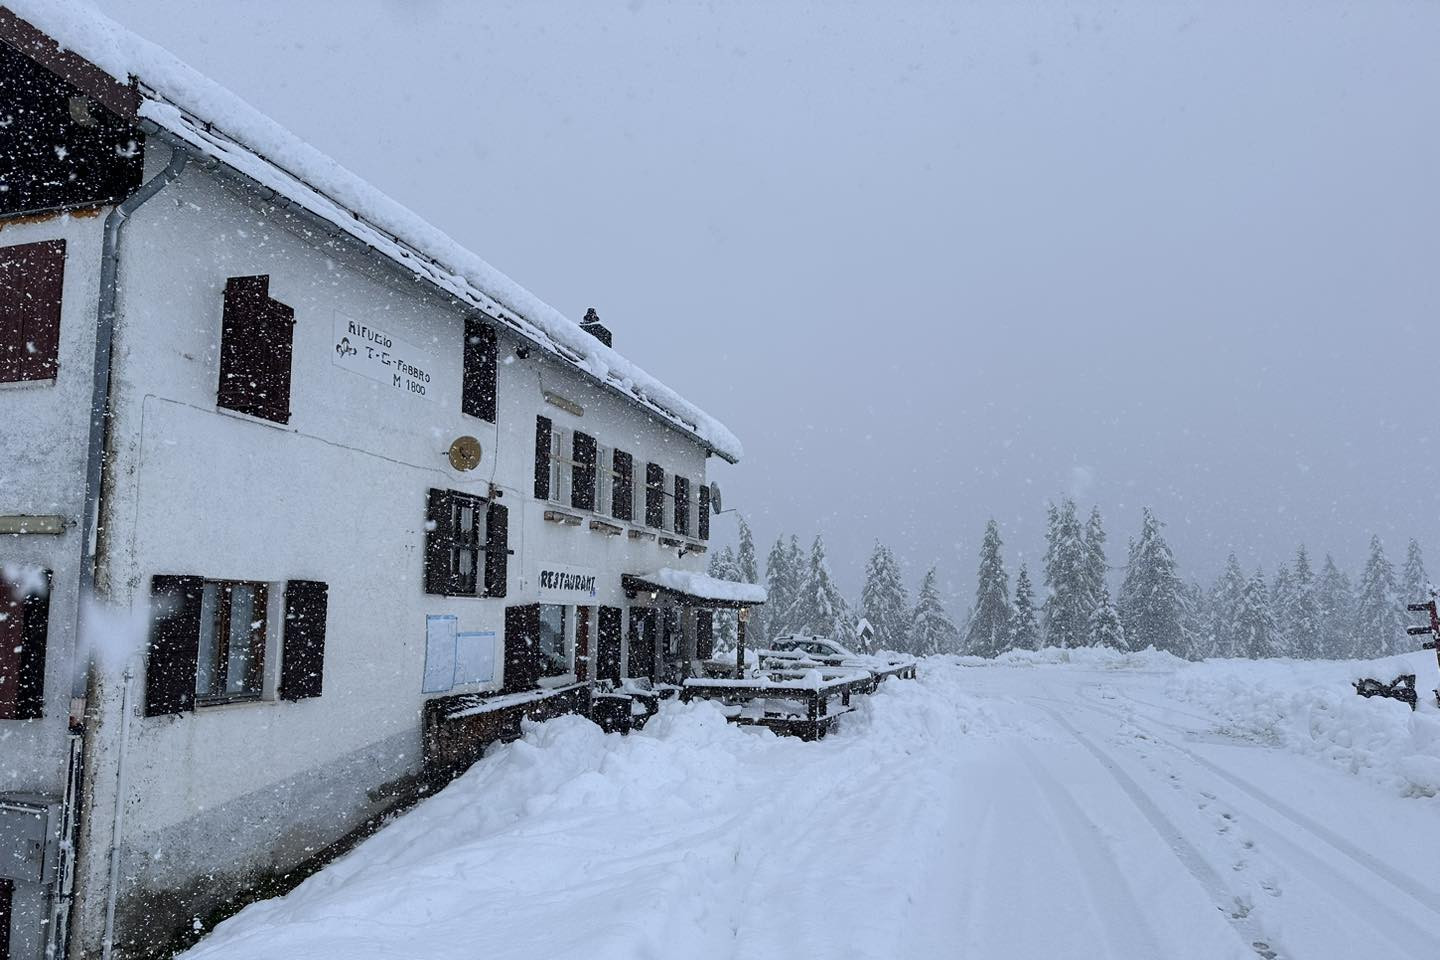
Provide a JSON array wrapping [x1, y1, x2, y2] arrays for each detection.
[[195, 583, 221, 697], [538, 604, 568, 676], [226, 584, 260, 695]]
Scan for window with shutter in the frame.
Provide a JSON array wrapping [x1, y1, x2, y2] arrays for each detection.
[[193, 581, 267, 703], [484, 502, 509, 598], [611, 451, 634, 522], [572, 432, 597, 511], [698, 484, 710, 541], [534, 416, 552, 500], [674, 476, 690, 536], [0, 566, 51, 720], [462, 318, 497, 422], [217, 275, 296, 424], [645, 463, 665, 529], [280, 580, 328, 700], [424, 488, 494, 596], [145, 575, 204, 717], [0, 239, 65, 384]]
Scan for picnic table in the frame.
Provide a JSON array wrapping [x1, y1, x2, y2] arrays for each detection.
[[680, 668, 874, 741]]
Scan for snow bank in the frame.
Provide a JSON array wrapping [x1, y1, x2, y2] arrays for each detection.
[[8, 0, 742, 462], [182, 663, 995, 960], [1166, 653, 1440, 800]]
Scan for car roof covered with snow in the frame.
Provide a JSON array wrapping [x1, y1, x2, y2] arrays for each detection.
[[3, 0, 743, 463]]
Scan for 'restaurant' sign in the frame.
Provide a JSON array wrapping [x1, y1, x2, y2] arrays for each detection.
[[332, 312, 437, 402], [536, 564, 600, 602]]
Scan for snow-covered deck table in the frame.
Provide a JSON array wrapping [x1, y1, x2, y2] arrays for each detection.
[[680, 669, 872, 740], [423, 682, 591, 774], [756, 650, 919, 690]]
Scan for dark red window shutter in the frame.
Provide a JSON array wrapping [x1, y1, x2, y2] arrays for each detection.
[[572, 432, 597, 511], [0, 239, 65, 383], [145, 575, 204, 717], [217, 275, 295, 424], [424, 488, 454, 596], [1, 568, 51, 720], [611, 450, 633, 522], [645, 463, 665, 528], [697, 484, 710, 541], [462, 318, 497, 422], [503, 604, 541, 693], [484, 501, 509, 598], [0, 877, 11, 960], [534, 416, 552, 500], [280, 580, 328, 701], [695, 610, 715, 661], [597, 606, 623, 683], [674, 476, 690, 536]]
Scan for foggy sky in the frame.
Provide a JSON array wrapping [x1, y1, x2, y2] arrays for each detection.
[[93, 0, 1440, 602]]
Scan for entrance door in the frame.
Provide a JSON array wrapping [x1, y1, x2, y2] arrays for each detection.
[[597, 607, 623, 683], [628, 608, 657, 681]]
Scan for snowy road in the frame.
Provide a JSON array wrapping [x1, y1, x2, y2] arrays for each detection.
[[185, 652, 1440, 960]]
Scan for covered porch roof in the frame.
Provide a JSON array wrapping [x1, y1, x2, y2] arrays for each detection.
[[622, 569, 767, 609]]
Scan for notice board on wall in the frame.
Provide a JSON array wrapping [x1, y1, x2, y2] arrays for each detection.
[[423, 615, 457, 693]]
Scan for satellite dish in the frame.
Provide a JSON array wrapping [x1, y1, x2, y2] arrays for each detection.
[[709, 481, 723, 515], [447, 436, 483, 471]]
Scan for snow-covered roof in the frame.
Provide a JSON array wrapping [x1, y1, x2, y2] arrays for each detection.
[[4, 0, 743, 463], [626, 569, 767, 606]]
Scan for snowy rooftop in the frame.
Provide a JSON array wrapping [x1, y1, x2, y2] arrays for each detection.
[[627, 568, 768, 606], [6, 0, 742, 462]]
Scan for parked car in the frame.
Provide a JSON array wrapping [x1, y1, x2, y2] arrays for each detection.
[[766, 634, 859, 661]]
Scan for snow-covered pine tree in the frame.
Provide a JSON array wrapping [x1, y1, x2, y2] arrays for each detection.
[[859, 542, 910, 654], [1042, 499, 1090, 648], [1081, 506, 1108, 635], [787, 536, 856, 647], [1010, 563, 1042, 651], [1269, 563, 1296, 658], [764, 537, 800, 638], [1089, 582, 1127, 650], [1210, 554, 1247, 658], [1353, 535, 1402, 657], [1180, 580, 1212, 659], [1233, 569, 1281, 659], [733, 518, 763, 642], [964, 520, 1012, 657], [707, 546, 740, 651], [1316, 554, 1355, 659], [1285, 545, 1322, 659], [910, 566, 959, 657], [1401, 538, 1429, 606], [1115, 508, 1186, 655]]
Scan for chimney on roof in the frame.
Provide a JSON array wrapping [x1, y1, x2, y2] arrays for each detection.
[[580, 307, 612, 348]]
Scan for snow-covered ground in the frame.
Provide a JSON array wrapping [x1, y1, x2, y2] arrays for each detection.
[[184, 650, 1440, 960]]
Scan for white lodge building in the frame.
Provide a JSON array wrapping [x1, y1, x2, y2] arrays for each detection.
[[0, 5, 763, 958]]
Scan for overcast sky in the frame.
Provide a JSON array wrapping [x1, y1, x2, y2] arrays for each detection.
[[93, 0, 1440, 601]]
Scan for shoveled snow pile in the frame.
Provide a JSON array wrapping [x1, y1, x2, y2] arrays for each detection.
[[1165, 653, 1440, 799]]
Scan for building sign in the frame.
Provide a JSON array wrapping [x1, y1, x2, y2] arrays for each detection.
[[332, 312, 437, 402], [536, 564, 600, 602]]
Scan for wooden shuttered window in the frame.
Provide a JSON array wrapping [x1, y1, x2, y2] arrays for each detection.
[[697, 484, 710, 541], [145, 575, 204, 717], [0, 239, 65, 383], [571, 432, 597, 511], [597, 606, 623, 683], [503, 603, 542, 693], [695, 610, 715, 661], [645, 463, 665, 529], [674, 476, 690, 536], [0, 568, 51, 720], [462, 318, 497, 422], [424, 489, 509, 597], [217, 275, 296, 424], [279, 580, 328, 701], [534, 416, 552, 500], [611, 450, 634, 522]]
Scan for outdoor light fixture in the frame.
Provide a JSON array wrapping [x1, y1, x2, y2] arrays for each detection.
[[739, 607, 750, 623], [650, 590, 659, 602]]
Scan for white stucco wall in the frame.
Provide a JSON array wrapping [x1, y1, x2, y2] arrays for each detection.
[[65, 150, 713, 954]]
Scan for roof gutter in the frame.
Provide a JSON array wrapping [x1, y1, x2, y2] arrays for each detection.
[[80, 133, 188, 601]]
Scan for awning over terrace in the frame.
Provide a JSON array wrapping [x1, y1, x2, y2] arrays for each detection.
[[622, 569, 768, 609]]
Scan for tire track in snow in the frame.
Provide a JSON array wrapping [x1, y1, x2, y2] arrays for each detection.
[[1012, 743, 1167, 959], [1080, 690, 1440, 920], [1036, 704, 1287, 960]]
